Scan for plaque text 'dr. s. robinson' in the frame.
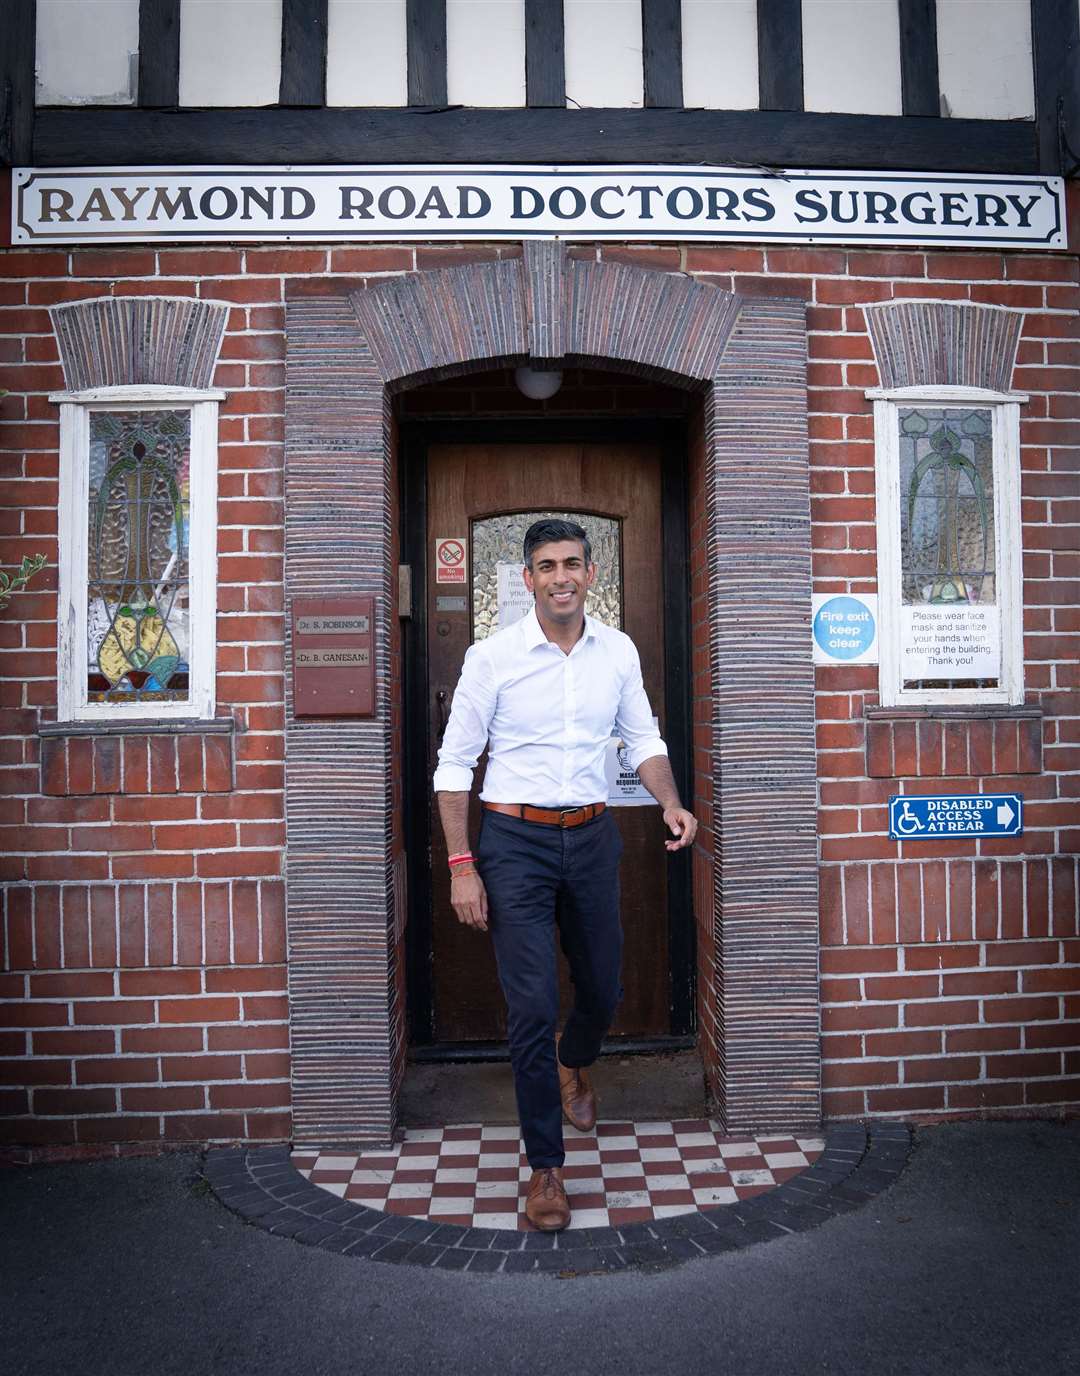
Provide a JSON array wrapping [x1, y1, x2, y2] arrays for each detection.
[[296, 614, 370, 635], [292, 596, 375, 716]]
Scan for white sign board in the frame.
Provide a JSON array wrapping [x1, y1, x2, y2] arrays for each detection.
[[496, 562, 533, 629], [11, 166, 1066, 248], [605, 719, 661, 808], [812, 593, 878, 665], [902, 604, 1000, 680]]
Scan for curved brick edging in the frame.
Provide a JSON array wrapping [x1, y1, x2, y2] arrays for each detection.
[[203, 1122, 912, 1274]]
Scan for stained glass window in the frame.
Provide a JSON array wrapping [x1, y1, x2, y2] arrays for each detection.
[[471, 512, 622, 641], [86, 410, 191, 702], [896, 406, 999, 692], [899, 408, 995, 609]]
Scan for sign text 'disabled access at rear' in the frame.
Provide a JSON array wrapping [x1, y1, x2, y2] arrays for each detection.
[[888, 793, 1023, 839]]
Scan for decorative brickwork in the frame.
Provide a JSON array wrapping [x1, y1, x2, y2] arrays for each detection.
[[864, 709, 1044, 779], [709, 301, 818, 1129], [39, 725, 235, 796], [49, 296, 229, 391], [863, 300, 1024, 392], [523, 239, 566, 362], [285, 248, 817, 1145], [351, 260, 526, 387], [282, 294, 400, 1148], [688, 399, 719, 1091]]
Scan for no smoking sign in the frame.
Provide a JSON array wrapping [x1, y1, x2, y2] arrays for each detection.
[[435, 536, 467, 584]]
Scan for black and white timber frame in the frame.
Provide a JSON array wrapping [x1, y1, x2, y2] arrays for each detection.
[[1, 0, 1077, 175]]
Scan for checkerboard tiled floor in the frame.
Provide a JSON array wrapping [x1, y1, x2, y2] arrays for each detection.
[[292, 1121, 826, 1231]]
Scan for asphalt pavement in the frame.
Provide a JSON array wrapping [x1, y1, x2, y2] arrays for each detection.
[[2, 1118, 1077, 1376]]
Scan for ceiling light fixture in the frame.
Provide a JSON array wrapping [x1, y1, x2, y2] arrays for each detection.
[[514, 365, 564, 400]]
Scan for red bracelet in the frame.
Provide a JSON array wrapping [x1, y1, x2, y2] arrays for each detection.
[[448, 853, 475, 867]]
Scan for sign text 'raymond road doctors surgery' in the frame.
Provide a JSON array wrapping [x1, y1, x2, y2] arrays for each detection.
[[12, 166, 1065, 248]]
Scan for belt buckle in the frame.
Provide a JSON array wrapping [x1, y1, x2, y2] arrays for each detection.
[[559, 806, 583, 827]]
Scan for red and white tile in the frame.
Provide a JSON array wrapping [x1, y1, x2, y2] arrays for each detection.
[[292, 1120, 826, 1232]]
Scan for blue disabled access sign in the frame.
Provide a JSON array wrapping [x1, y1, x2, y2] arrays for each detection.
[[889, 793, 1023, 839]]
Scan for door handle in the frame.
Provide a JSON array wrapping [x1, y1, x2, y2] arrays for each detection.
[[435, 689, 449, 743]]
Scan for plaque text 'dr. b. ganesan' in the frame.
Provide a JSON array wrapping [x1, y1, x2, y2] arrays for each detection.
[[295, 648, 370, 667]]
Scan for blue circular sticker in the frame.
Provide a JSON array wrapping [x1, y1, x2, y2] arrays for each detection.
[[814, 596, 875, 661]]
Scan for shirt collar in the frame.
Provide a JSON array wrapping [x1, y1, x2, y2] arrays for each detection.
[[521, 606, 547, 650], [521, 606, 598, 650]]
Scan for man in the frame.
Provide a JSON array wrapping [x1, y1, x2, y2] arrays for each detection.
[[433, 518, 697, 1231]]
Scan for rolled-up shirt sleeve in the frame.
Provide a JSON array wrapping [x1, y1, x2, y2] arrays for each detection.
[[615, 641, 668, 771], [433, 642, 498, 793]]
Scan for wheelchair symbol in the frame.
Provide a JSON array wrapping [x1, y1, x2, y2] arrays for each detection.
[[894, 800, 924, 835]]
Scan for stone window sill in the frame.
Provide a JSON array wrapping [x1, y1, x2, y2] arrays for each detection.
[[38, 719, 235, 796], [863, 706, 1042, 779]]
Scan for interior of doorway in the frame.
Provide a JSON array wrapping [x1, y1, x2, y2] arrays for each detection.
[[400, 1049, 707, 1127], [397, 368, 707, 1120]]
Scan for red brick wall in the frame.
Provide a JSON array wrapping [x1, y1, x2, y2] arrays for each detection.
[[1, 238, 1077, 1148], [781, 243, 1078, 1121], [0, 247, 292, 1156]]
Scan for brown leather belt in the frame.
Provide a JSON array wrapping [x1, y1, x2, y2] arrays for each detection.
[[483, 801, 606, 829]]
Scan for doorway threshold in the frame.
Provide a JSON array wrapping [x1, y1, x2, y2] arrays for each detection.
[[409, 1035, 696, 1064], [400, 1045, 706, 1128]]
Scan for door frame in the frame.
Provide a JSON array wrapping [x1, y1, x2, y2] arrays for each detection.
[[285, 256, 819, 1143], [401, 416, 695, 1056]]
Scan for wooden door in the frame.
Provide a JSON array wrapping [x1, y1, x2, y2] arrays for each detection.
[[424, 440, 672, 1043]]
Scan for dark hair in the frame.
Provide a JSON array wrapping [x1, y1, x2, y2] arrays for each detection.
[[523, 518, 592, 569]]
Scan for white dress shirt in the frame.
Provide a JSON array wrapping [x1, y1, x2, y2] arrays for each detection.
[[433, 607, 667, 807]]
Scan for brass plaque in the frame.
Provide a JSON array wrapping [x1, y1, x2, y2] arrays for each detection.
[[296, 614, 370, 635], [295, 648, 370, 667], [292, 595, 375, 717]]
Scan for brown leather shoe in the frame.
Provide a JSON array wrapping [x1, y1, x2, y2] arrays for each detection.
[[525, 1167, 571, 1231], [556, 1042, 597, 1133]]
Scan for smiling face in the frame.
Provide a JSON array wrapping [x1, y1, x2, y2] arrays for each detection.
[[523, 538, 597, 632]]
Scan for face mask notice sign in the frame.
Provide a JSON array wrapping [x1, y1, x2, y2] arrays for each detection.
[[496, 563, 533, 630], [10, 166, 1066, 249], [901, 605, 1000, 681]]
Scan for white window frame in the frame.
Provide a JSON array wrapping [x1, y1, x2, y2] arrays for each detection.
[[869, 384, 1025, 708], [51, 385, 225, 723]]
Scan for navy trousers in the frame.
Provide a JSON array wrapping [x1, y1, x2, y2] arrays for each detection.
[[476, 808, 623, 1169]]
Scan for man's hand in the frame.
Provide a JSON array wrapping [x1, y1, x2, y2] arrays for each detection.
[[635, 756, 698, 851], [450, 870, 489, 931], [662, 807, 698, 852]]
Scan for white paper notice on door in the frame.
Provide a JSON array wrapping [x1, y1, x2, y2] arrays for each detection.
[[901, 604, 1000, 680], [605, 719, 660, 807], [496, 562, 534, 629]]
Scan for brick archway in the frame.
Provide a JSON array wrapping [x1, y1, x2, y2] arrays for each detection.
[[284, 245, 819, 1148]]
